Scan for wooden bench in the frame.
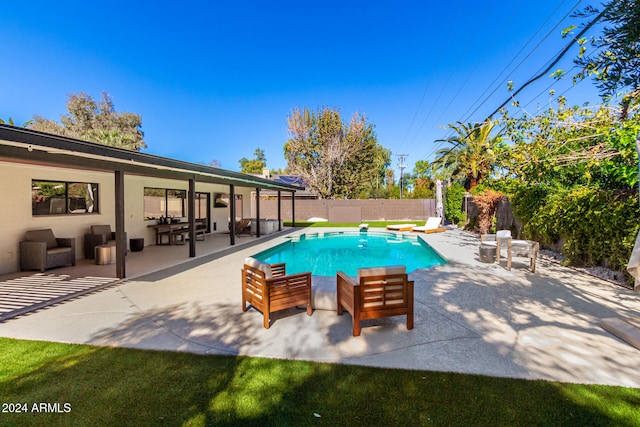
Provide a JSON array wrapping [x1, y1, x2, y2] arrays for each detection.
[[173, 228, 190, 245]]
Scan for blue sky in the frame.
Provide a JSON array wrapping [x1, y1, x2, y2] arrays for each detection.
[[2, 1, 604, 174]]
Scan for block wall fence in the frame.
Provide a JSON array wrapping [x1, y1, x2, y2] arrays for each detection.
[[251, 198, 437, 222]]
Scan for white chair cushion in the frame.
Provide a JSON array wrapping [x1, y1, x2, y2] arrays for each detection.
[[244, 257, 273, 280], [424, 217, 442, 229], [496, 230, 512, 239]]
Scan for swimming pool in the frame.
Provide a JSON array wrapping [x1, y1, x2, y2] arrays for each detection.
[[252, 231, 447, 276]]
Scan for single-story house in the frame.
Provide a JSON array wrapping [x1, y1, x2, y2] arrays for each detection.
[[0, 124, 303, 278]]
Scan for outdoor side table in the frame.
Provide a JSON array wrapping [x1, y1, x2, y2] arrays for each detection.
[[479, 244, 497, 263], [95, 244, 112, 265], [109, 243, 116, 264]]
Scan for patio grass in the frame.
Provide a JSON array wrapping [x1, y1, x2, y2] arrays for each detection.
[[1, 338, 638, 426]]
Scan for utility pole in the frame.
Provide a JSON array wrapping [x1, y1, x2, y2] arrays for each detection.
[[396, 154, 408, 199]]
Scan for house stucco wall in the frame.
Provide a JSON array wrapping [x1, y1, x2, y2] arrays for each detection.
[[1, 161, 117, 274], [0, 160, 255, 274]]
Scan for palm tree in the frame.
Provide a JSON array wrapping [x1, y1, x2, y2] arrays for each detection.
[[432, 120, 504, 190], [0, 117, 33, 127]]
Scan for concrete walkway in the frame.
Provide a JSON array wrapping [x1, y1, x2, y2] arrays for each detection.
[[1, 228, 639, 387]]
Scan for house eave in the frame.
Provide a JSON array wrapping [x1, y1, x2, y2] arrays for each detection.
[[0, 124, 303, 191]]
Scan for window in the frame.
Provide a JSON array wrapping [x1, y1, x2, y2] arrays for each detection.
[[144, 187, 186, 220], [195, 192, 209, 220], [32, 180, 99, 215]]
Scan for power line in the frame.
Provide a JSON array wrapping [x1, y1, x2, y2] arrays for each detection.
[[399, 0, 464, 148], [403, 1, 609, 173], [484, 4, 611, 120], [411, 1, 583, 164], [400, 0, 498, 153], [460, 0, 582, 123]]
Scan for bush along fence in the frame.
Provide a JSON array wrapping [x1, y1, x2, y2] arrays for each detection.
[[466, 187, 640, 286]]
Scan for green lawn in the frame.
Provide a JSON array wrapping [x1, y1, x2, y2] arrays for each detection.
[[1, 338, 638, 426]]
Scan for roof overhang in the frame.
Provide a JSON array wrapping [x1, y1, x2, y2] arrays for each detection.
[[0, 124, 302, 191]]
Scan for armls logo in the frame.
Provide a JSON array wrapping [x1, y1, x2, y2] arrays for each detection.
[[31, 402, 72, 413]]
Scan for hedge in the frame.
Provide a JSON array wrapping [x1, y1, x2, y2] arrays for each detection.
[[511, 185, 640, 283]]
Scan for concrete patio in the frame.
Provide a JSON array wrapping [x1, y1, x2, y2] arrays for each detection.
[[0, 228, 639, 388]]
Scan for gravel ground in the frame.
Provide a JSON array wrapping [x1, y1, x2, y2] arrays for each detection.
[[539, 249, 632, 289]]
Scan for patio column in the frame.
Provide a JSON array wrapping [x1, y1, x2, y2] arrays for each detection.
[[114, 170, 126, 279], [291, 190, 296, 227], [277, 191, 282, 231], [188, 177, 196, 258], [255, 187, 261, 238], [229, 185, 235, 245]]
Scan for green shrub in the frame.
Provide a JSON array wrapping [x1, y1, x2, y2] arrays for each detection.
[[555, 188, 639, 272], [445, 182, 466, 225], [510, 184, 640, 283]]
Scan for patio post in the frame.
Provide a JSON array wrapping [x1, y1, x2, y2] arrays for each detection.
[[277, 191, 282, 231], [256, 187, 261, 238], [230, 185, 235, 245], [188, 177, 196, 257], [291, 190, 295, 227], [115, 170, 126, 279]]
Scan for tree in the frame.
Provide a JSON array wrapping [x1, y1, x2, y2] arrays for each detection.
[[358, 145, 391, 198], [30, 92, 145, 150], [413, 160, 432, 179], [284, 107, 385, 199], [409, 160, 434, 199], [0, 117, 33, 127], [572, 1, 640, 117], [239, 148, 267, 174], [445, 182, 466, 225], [432, 120, 504, 190]]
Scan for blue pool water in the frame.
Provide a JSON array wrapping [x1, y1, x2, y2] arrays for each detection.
[[252, 231, 447, 276]]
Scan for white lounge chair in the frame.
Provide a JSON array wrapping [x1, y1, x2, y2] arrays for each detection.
[[412, 217, 446, 233], [386, 223, 417, 231]]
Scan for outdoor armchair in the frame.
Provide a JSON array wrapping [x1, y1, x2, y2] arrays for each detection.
[[336, 266, 414, 336], [242, 257, 312, 328], [20, 229, 76, 272]]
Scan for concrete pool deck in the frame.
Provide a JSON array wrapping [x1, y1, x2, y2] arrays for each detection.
[[0, 227, 639, 387]]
